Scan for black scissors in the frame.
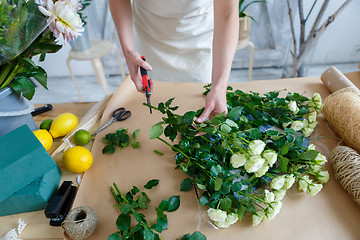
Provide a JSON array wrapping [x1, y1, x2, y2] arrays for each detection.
[[91, 107, 131, 136]]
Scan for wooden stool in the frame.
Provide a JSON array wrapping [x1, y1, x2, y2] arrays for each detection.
[[237, 39, 254, 81], [66, 40, 126, 102]]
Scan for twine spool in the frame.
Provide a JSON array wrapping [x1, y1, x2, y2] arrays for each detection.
[[62, 206, 97, 240], [322, 87, 360, 153], [329, 146, 360, 206]]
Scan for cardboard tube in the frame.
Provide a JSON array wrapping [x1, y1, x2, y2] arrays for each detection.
[[320, 66, 359, 93]]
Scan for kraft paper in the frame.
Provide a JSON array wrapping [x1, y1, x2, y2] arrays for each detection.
[[72, 75, 360, 240]]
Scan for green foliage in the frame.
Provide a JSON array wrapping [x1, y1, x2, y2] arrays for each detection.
[[102, 128, 141, 154], [78, 0, 93, 26], [239, 0, 265, 18], [148, 86, 327, 227], [109, 180, 181, 240]]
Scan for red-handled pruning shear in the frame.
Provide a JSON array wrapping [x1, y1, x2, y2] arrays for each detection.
[[140, 56, 152, 114]]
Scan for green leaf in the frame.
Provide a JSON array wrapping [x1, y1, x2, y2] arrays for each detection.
[[153, 150, 164, 155], [103, 144, 115, 154], [225, 119, 238, 128], [300, 150, 319, 160], [237, 205, 247, 221], [279, 156, 289, 173], [133, 129, 140, 140], [196, 183, 206, 190], [138, 196, 148, 209], [189, 231, 207, 240], [149, 124, 164, 139], [159, 198, 170, 211], [144, 179, 160, 189], [227, 106, 243, 120], [167, 195, 180, 212], [180, 178, 193, 191], [9, 76, 35, 100], [182, 234, 191, 240], [183, 111, 196, 125], [249, 128, 262, 139], [210, 165, 222, 177], [199, 196, 209, 206], [220, 197, 232, 211], [281, 143, 291, 155], [116, 214, 131, 231], [131, 141, 140, 148], [143, 227, 155, 240], [107, 233, 121, 240], [151, 224, 163, 233], [131, 186, 140, 195], [232, 182, 242, 192], [220, 182, 231, 195], [220, 124, 231, 134], [133, 211, 145, 223], [214, 178, 223, 191], [157, 216, 168, 230]]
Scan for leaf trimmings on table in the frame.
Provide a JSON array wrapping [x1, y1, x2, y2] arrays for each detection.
[[149, 86, 328, 228]]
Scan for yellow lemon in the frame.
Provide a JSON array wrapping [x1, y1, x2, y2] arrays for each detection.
[[49, 113, 78, 138], [33, 129, 53, 151], [62, 146, 93, 173]]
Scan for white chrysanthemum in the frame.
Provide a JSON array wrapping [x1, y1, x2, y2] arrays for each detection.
[[317, 170, 329, 183], [315, 153, 327, 165], [230, 153, 247, 168], [245, 155, 265, 173], [38, 0, 84, 42], [288, 101, 299, 114], [308, 183, 323, 196], [262, 150, 277, 166], [308, 112, 317, 123], [290, 120, 304, 131], [252, 210, 265, 226], [274, 189, 287, 201], [254, 163, 269, 178], [264, 189, 275, 203], [264, 201, 282, 221], [207, 208, 227, 222], [248, 140, 266, 156], [270, 175, 285, 190], [303, 127, 314, 137], [283, 174, 295, 190]]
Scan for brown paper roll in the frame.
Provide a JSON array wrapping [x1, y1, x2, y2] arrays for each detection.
[[320, 66, 359, 93], [322, 87, 360, 153]]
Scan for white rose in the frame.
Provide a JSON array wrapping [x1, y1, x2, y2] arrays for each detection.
[[270, 175, 286, 190], [255, 163, 269, 178], [207, 208, 227, 222], [226, 212, 239, 225], [308, 183, 323, 196], [298, 175, 311, 192], [283, 174, 295, 190], [308, 112, 317, 123], [230, 153, 247, 168], [308, 122, 317, 130], [307, 144, 316, 150], [245, 155, 265, 173], [282, 122, 292, 129], [310, 164, 322, 172], [274, 189, 287, 202], [252, 210, 265, 226], [312, 93, 322, 105], [288, 101, 299, 114], [308, 101, 316, 113], [315, 153, 327, 165], [303, 127, 314, 137], [290, 120, 304, 131], [264, 189, 275, 203], [262, 150, 278, 166], [302, 119, 309, 128], [317, 170, 329, 183], [264, 201, 282, 221], [248, 140, 266, 156], [214, 220, 231, 229]]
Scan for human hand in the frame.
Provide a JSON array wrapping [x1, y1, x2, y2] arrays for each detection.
[[195, 86, 228, 123], [124, 50, 153, 93]]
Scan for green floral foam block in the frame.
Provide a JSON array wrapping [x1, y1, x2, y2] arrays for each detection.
[[0, 165, 61, 216], [0, 125, 61, 214]]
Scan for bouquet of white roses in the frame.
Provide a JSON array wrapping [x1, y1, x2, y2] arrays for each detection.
[[149, 85, 328, 228]]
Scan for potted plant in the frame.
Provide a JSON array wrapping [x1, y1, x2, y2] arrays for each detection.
[[69, 0, 93, 51], [0, 0, 84, 137], [238, 0, 263, 42]]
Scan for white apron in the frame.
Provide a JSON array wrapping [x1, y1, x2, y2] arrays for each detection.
[[132, 0, 214, 83]]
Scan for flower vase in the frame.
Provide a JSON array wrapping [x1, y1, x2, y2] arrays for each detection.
[[0, 87, 37, 138], [239, 15, 251, 42], [69, 25, 91, 52]]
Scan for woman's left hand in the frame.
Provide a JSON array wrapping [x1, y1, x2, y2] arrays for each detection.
[[195, 86, 227, 123]]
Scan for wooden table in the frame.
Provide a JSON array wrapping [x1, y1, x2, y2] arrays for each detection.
[[0, 102, 96, 240]]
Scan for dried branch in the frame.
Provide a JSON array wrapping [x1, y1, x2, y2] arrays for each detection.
[[286, 0, 297, 77], [305, 0, 318, 22], [306, 0, 329, 45]]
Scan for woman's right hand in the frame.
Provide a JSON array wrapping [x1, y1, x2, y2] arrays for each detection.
[[124, 50, 153, 93]]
